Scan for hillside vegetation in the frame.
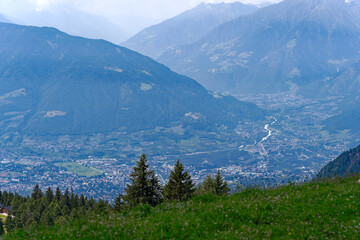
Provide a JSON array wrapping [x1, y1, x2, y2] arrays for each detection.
[[318, 144, 360, 178], [7, 176, 360, 239]]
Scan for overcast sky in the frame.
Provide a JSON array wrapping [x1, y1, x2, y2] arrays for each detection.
[[0, 0, 282, 43], [0, 0, 281, 20]]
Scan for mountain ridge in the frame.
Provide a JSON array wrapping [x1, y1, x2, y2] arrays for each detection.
[[123, 2, 258, 59], [0, 22, 265, 136], [156, 0, 360, 95], [317, 144, 360, 178]]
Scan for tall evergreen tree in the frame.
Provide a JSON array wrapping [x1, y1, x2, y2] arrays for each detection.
[[213, 170, 230, 196], [123, 154, 162, 207], [54, 187, 62, 202], [114, 194, 123, 212], [40, 210, 54, 226], [199, 174, 215, 194], [70, 193, 79, 210], [78, 194, 86, 208], [45, 187, 54, 204], [31, 185, 43, 200], [0, 219, 4, 235], [197, 170, 229, 196], [163, 159, 195, 202], [5, 214, 15, 232], [60, 189, 71, 210], [52, 203, 62, 218]]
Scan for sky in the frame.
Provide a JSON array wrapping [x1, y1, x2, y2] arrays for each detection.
[[0, 0, 282, 43], [0, 0, 281, 20]]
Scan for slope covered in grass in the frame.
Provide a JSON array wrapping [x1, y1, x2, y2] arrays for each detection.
[[7, 176, 360, 239]]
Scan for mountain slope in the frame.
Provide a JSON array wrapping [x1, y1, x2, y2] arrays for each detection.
[[315, 61, 360, 134], [158, 0, 360, 94], [0, 22, 264, 136], [122, 2, 258, 59], [0, 14, 11, 23], [317, 145, 360, 178], [7, 176, 360, 239]]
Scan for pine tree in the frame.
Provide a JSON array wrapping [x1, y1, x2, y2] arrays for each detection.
[[163, 159, 195, 202], [0, 219, 4, 236], [31, 185, 43, 200], [214, 170, 230, 196], [60, 189, 71, 210], [52, 203, 62, 218], [54, 187, 62, 202], [114, 194, 123, 212], [45, 187, 54, 204], [200, 174, 215, 194], [40, 210, 54, 226], [78, 194, 86, 208], [70, 192, 79, 210], [5, 214, 15, 232], [123, 154, 162, 206]]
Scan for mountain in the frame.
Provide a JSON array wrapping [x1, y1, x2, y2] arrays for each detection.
[[122, 2, 258, 59], [314, 61, 360, 134], [157, 0, 360, 95], [0, 14, 11, 23], [251, 1, 276, 8], [0, 22, 264, 136], [13, 7, 130, 43], [317, 144, 360, 178]]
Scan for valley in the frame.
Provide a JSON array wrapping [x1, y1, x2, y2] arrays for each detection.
[[0, 91, 354, 201]]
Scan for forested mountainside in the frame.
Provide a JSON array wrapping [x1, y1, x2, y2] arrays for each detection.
[[317, 144, 360, 178]]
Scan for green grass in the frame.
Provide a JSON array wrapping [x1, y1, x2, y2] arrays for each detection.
[[55, 162, 103, 177], [0, 214, 6, 222], [7, 176, 360, 239]]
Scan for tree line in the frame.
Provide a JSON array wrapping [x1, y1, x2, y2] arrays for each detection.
[[1, 154, 229, 234], [115, 154, 229, 209]]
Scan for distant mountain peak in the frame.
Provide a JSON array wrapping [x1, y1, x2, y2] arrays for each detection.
[[154, 0, 360, 95], [123, 2, 258, 59]]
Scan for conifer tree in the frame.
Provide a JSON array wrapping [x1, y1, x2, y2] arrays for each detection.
[[198, 170, 229, 196], [79, 194, 86, 208], [45, 187, 54, 204], [114, 194, 123, 212], [54, 187, 62, 202], [0, 219, 4, 235], [214, 170, 230, 195], [202, 174, 215, 193], [123, 154, 162, 206], [52, 203, 62, 218], [40, 210, 53, 226], [60, 189, 71, 210], [95, 199, 107, 213], [5, 214, 15, 232], [31, 185, 43, 200], [163, 159, 195, 202], [70, 193, 79, 210]]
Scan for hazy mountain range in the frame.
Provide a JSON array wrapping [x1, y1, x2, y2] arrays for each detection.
[[149, 0, 360, 95], [0, 22, 264, 136], [0, 14, 11, 23], [5, 7, 131, 43], [123, 2, 258, 59]]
